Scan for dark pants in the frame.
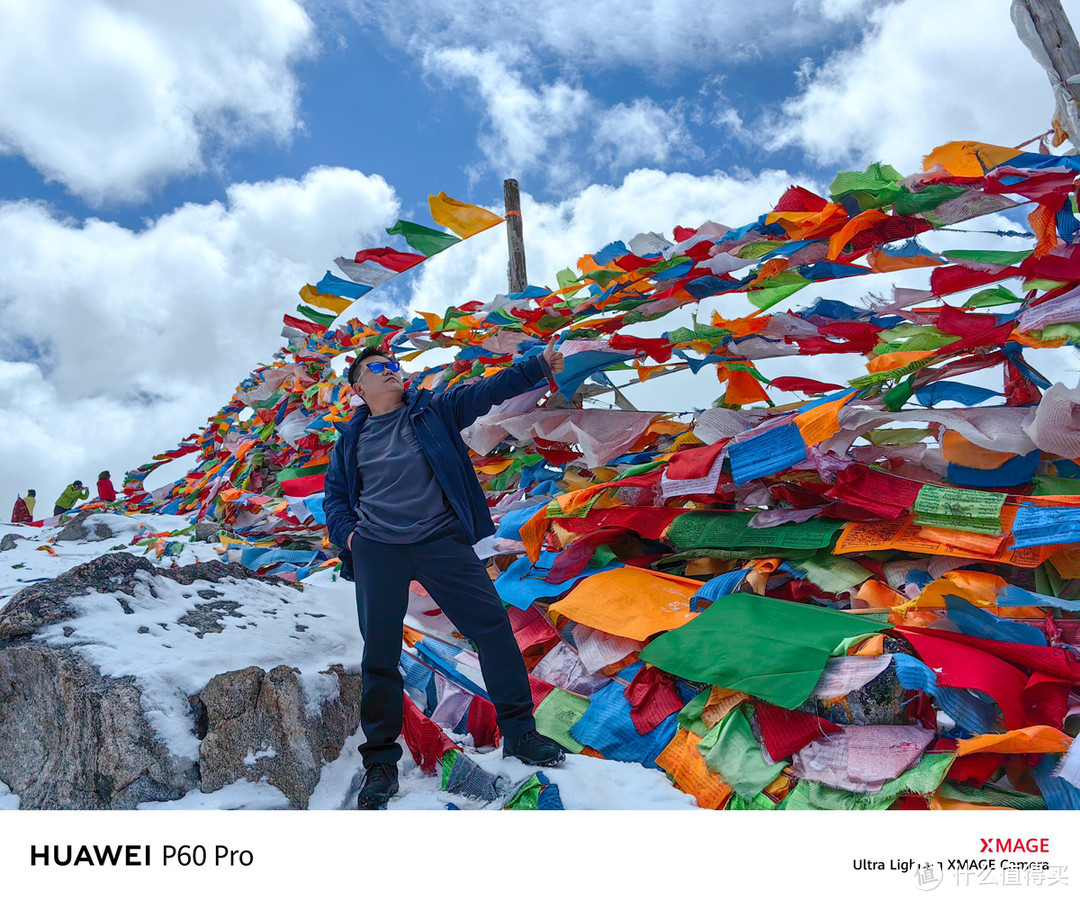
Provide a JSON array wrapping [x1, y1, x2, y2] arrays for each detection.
[[350, 521, 534, 767], [53, 505, 67, 516]]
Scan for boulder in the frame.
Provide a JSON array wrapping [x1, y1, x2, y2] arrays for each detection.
[[56, 509, 113, 543], [0, 552, 346, 809], [0, 644, 197, 809], [194, 521, 222, 543], [192, 663, 362, 809]]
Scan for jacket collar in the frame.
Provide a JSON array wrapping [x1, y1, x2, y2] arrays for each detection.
[[335, 386, 424, 440]]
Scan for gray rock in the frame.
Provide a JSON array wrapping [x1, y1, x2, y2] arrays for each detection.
[[0, 552, 299, 644], [56, 509, 113, 543], [192, 664, 362, 809], [0, 551, 346, 810], [0, 534, 20, 552], [0, 645, 197, 809], [0, 552, 157, 643], [194, 522, 222, 543], [176, 600, 243, 638]]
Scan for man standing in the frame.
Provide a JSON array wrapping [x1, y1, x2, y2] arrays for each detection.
[[324, 339, 567, 809], [54, 480, 88, 516]]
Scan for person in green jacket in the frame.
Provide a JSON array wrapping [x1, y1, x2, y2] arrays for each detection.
[[54, 480, 88, 516]]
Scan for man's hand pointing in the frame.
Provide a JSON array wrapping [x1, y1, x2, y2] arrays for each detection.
[[542, 335, 565, 375]]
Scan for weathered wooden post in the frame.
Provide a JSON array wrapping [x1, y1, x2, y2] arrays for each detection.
[[504, 179, 528, 294], [1012, 0, 1080, 144]]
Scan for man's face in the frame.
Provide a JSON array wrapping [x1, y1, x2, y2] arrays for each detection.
[[351, 354, 404, 406]]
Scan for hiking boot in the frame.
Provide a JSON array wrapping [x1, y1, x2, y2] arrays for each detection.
[[503, 730, 566, 767], [356, 762, 399, 810]]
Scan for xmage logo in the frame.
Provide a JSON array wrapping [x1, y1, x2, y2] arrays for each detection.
[[979, 838, 1051, 854]]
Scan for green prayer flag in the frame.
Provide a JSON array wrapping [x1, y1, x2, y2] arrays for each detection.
[[296, 304, 337, 328], [533, 689, 587, 753], [788, 554, 874, 594], [747, 271, 809, 311], [781, 753, 953, 810], [892, 183, 966, 216], [867, 428, 933, 446], [1033, 475, 1080, 497], [276, 463, 328, 482], [699, 706, 786, 800], [937, 780, 1046, 810], [639, 593, 886, 708], [667, 511, 844, 551], [386, 220, 461, 256], [963, 286, 1024, 309], [556, 267, 582, 288], [678, 688, 712, 738], [913, 484, 1006, 535], [829, 162, 904, 204], [503, 774, 545, 810], [943, 249, 1031, 266]]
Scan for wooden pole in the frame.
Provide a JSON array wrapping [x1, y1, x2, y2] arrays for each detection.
[[503, 179, 528, 294], [1012, 0, 1080, 127]]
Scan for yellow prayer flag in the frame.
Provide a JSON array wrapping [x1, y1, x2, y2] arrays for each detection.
[[428, 192, 504, 238], [299, 284, 352, 314]]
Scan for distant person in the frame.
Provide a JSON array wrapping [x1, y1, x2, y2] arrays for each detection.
[[97, 471, 117, 502], [11, 490, 34, 524], [54, 480, 89, 516], [325, 339, 567, 811]]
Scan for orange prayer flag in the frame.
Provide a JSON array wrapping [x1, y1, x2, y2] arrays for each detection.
[[1029, 203, 1060, 259], [940, 430, 1016, 470], [793, 390, 855, 447], [724, 368, 770, 406], [853, 634, 885, 657], [922, 141, 1021, 178], [549, 566, 701, 640], [428, 192, 504, 238], [956, 726, 1072, 757], [865, 350, 936, 373], [827, 209, 890, 260], [655, 729, 732, 810], [763, 203, 847, 240], [520, 503, 551, 563], [855, 579, 908, 608]]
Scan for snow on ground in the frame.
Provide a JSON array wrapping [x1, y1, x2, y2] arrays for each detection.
[[0, 779, 19, 811], [137, 779, 291, 810], [0, 510, 699, 810]]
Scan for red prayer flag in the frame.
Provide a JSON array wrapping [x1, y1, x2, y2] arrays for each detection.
[[353, 247, 426, 271], [401, 692, 458, 774], [754, 701, 841, 760]]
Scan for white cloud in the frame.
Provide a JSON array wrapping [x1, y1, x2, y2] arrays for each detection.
[[0, 166, 399, 511], [0, 0, 315, 203], [766, 0, 1080, 173], [592, 99, 699, 171], [423, 46, 700, 186], [424, 46, 592, 183], [355, 0, 880, 73]]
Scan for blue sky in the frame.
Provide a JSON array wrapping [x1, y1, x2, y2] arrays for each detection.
[[1, 0, 1077, 511]]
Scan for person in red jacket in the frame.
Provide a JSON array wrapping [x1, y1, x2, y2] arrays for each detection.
[[97, 471, 117, 502], [11, 490, 34, 524]]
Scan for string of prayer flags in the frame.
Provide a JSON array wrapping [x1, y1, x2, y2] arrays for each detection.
[[108, 141, 1080, 809]]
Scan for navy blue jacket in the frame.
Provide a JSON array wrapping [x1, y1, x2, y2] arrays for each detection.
[[324, 354, 550, 581]]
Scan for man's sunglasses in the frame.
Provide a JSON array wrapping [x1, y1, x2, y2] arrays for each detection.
[[362, 360, 401, 375]]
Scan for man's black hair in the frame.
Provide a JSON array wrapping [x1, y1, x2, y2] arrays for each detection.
[[347, 346, 396, 386]]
